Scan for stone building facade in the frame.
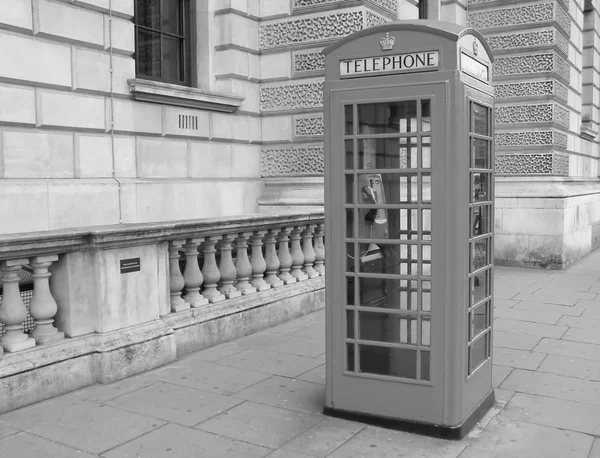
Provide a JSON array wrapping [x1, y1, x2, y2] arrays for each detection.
[[0, 0, 599, 268]]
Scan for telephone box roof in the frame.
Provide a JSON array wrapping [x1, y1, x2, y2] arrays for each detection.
[[323, 20, 494, 63]]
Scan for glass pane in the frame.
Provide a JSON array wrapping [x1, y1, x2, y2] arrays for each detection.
[[161, 0, 181, 35], [162, 36, 182, 82], [422, 136, 431, 168], [345, 140, 353, 170], [421, 280, 431, 311], [345, 174, 353, 203], [358, 101, 417, 134], [469, 333, 489, 373], [358, 243, 402, 275], [470, 302, 488, 340], [347, 343, 355, 371], [422, 174, 431, 203], [472, 138, 489, 169], [346, 310, 355, 339], [471, 238, 490, 272], [360, 278, 418, 309], [472, 103, 489, 136], [421, 350, 430, 381], [359, 345, 417, 379], [347, 276, 355, 305], [422, 209, 431, 241], [471, 205, 490, 237], [400, 280, 418, 310], [357, 209, 402, 240], [346, 243, 355, 272], [399, 137, 418, 169], [421, 100, 431, 132], [471, 269, 489, 305], [399, 174, 418, 203], [137, 0, 160, 28], [358, 312, 417, 344], [421, 317, 430, 346], [345, 105, 353, 135], [346, 209, 354, 238], [472, 173, 490, 203], [358, 173, 427, 206], [137, 30, 161, 78], [422, 245, 431, 277]]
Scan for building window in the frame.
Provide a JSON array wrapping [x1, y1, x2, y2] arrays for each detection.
[[134, 0, 192, 86], [418, 0, 428, 19]]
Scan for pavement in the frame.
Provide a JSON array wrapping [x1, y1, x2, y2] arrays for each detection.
[[1, 253, 600, 458]]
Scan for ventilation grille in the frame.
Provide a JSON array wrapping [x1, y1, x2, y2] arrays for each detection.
[[178, 115, 198, 130]]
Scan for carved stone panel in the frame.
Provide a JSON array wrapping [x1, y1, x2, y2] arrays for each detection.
[[468, 3, 555, 29], [294, 114, 324, 138], [493, 52, 570, 83], [485, 29, 568, 55], [261, 146, 325, 176], [293, 49, 325, 75], [495, 130, 567, 148], [495, 103, 570, 127], [495, 152, 568, 175], [261, 81, 324, 112], [494, 80, 567, 101]]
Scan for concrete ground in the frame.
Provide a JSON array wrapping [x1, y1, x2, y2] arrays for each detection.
[[1, 253, 600, 457]]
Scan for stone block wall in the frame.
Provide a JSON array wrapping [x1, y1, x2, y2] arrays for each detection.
[[468, 0, 600, 267], [0, 0, 263, 234]]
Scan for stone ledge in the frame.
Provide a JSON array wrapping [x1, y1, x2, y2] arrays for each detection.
[[0, 277, 325, 414], [128, 79, 244, 113]]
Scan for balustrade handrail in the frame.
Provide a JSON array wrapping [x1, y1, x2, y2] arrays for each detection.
[[0, 212, 325, 261]]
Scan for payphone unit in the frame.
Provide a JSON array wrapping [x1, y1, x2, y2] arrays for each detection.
[[324, 21, 495, 438]]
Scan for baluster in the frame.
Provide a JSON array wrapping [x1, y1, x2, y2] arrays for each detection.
[[235, 232, 256, 295], [183, 238, 208, 307], [169, 240, 190, 312], [218, 234, 242, 299], [301, 224, 319, 279], [313, 223, 325, 276], [0, 259, 36, 352], [29, 255, 64, 345], [264, 228, 283, 288], [250, 231, 270, 292], [277, 227, 296, 285], [201, 236, 226, 303], [290, 226, 308, 281]]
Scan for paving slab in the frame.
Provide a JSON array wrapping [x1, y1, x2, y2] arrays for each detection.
[[268, 336, 325, 358], [500, 369, 600, 406], [493, 330, 542, 351], [217, 348, 323, 378], [282, 417, 365, 458], [492, 347, 546, 370], [104, 382, 243, 427], [539, 273, 600, 291], [533, 337, 600, 361], [562, 327, 600, 345], [326, 425, 467, 458], [0, 394, 164, 454], [233, 375, 326, 415], [145, 360, 270, 395], [266, 449, 313, 458], [70, 373, 158, 403], [492, 316, 567, 338], [458, 415, 594, 458], [511, 292, 581, 306], [187, 332, 296, 362], [513, 301, 585, 316], [589, 438, 600, 458], [493, 388, 515, 407], [536, 354, 600, 382], [492, 365, 513, 388], [0, 422, 18, 440], [0, 431, 97, 458], [501, 392, 600, 435], [493, 307, 564, 325], [578, 300, 600, 319], [196, 401, 323, 449], [297, 364, 325, 385], [103, 423, 272, 458], [557, 314, 600, 330]]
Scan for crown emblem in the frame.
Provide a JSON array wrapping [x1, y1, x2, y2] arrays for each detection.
[[379, 32, 395, 51]]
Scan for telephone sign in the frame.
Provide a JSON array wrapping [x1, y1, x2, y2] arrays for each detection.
[[323, 20, 496, 439]]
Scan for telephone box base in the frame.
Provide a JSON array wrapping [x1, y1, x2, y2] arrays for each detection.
[[323, 390, 495, 440]]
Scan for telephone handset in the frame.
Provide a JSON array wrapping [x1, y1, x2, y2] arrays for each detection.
[[359, 174, 388, 239]]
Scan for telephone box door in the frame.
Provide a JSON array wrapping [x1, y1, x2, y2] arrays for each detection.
[[330, 82, 447, 424]]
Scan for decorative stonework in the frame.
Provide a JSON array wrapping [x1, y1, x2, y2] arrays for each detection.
[[485, 29, 568, 55], [493, 53, 570, 83], [494, 81, 556, 99], [260, 10, 363, 49], [364, 10, 389, 28], [260, 81, 323, 112], [293, 49, 325, 75], [495, 130, 564, 147], [495, 152, 568, 175], [495, 103, 570, 127], [468, 4, 554, 29], [292, 0, 398, 16], [294, 115, 324, 138], [554, 4, 571, 36], [261, 147, 325, 176]]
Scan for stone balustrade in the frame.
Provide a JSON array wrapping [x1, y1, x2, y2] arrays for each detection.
[[0, 212, 325, 364]]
